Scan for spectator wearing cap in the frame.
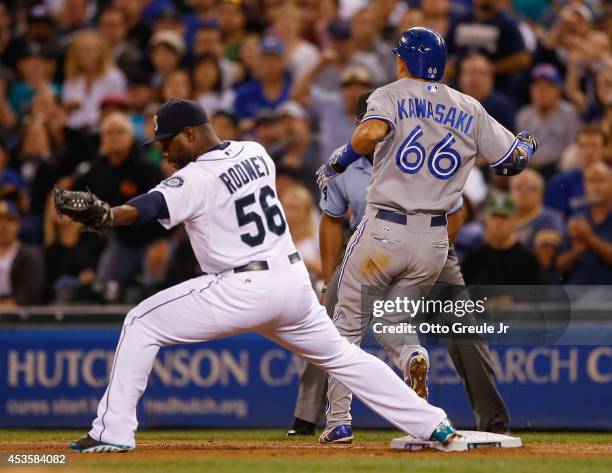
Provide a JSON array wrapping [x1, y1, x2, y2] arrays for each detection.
[[233, 37, 292, 124], [271, 3, 320, 81], [98, 7, 142, 80], [75, 112, 165, 284], [62, 29, 127, 131], [515, 64, 582, 177], [276, 101, 315, 167], [9, 43, 60, 120], [182, 0, 219, 50], [510, 169, 564, 283], [545, 125, 606, 220], [0, 200, 45, 305], [446, 0, 531, 96], [458, 53, 516, 131], [149, 30, 186, 88], [292, 64, 372, 165], [217, 0, 248, 62], [557, 162, 612, 284], [461, 191, 542, 285], [193, 54, 235, 115]]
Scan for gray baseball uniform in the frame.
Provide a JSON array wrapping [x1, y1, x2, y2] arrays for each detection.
[[326, 77, 517, 430], [364, 78, 516, 214]]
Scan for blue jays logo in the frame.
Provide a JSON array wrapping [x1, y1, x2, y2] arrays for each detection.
[[162, 176, 184, 187]]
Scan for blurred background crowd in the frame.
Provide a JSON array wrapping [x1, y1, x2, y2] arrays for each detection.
[[0, 0, 610, 306]]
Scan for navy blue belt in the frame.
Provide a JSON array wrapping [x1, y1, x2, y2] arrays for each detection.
[[375, 209, 447, 227]]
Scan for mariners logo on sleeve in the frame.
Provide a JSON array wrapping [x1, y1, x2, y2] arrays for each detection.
[[162, 176, 184, 187]]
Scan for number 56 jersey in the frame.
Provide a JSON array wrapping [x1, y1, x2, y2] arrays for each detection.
[[363, 77, 517, 214], [152, 141, 296, 273]]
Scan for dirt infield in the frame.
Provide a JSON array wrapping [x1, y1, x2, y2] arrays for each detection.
[[1, 438, 610, 459]]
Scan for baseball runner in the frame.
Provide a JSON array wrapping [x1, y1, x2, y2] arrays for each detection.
[[56, 98, 458, 453], [316, 27, 536, 444], [288, 91, 433, 437]]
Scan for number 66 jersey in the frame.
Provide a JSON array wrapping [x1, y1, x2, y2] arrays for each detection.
[[363, 77, 517, 214], [152, 141, 296, 273]]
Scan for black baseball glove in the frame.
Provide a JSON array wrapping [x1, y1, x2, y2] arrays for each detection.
[[53, 187, 113, 234]]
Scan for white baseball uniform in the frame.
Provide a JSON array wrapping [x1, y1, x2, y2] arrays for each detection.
[[88, 140, 447, 447]]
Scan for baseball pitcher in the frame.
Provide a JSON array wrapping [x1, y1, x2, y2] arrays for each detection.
[[56, 99, 460, 453], [316, 27, 537, 443]]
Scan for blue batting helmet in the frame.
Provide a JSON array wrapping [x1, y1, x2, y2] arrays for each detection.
[[390, 27, 447, 82]]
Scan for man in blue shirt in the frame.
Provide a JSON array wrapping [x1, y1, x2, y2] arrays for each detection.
[[545, 126, 606, 220], [557, 162, 612, 284], [510, 169, 564, 283], [233, 37, 292, 124]]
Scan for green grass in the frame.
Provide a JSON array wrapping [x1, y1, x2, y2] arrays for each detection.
[[1, 430, 611, 473]]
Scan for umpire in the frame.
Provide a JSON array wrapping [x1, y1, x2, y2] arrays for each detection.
[[286, 92, 510, 436]]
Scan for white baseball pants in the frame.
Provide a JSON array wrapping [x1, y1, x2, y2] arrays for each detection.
[[89, 257, 447, 447]]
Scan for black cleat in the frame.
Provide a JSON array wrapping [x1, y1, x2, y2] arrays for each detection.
[[285, 418, 316, 436]]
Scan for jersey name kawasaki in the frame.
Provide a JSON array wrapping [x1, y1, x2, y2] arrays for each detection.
[[363, 77, 516, 214], [152, 141, 296, 273]]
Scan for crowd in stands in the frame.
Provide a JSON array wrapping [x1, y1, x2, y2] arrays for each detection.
[[0, 0, 610, 305]]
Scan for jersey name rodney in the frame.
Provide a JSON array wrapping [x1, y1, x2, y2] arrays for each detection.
[[154, 141, 296, 273]]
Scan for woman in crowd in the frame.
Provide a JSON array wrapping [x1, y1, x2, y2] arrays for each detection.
[[192, 54, 235, 114], [62, 29, 126, 131]]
